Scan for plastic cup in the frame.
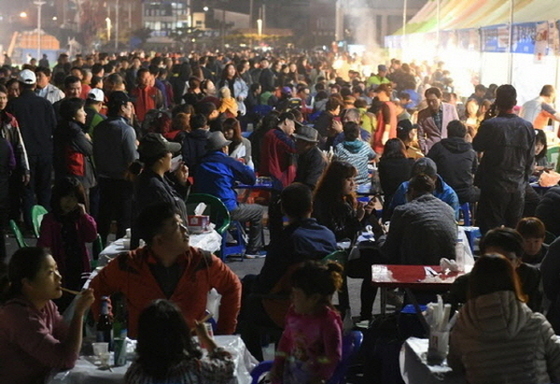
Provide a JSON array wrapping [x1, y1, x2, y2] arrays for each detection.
[[113, 338, 127, 367], [427, 330, 449, 365], [92, 342, 110, 366]]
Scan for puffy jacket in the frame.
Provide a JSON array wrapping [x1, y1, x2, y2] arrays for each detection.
[[448, 290, 560, 384], [334, 141, 376, 185], [536, 186, 560, 236], [427, 137, 478, 204]]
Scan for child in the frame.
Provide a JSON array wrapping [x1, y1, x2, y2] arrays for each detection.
[[516, 217, 548, 266], [37, 177, 97, 312], [218, 86, 238, 118], [271, 261, 343, 384]]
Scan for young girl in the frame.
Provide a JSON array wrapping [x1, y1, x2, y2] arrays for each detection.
[[271, 261, 344, 384], [37, 177, 97, 312]]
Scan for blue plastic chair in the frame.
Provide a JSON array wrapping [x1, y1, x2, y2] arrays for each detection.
[[250, 330, 363, 384], [459, 202, 471, 226]]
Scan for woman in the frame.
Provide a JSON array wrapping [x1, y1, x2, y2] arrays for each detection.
[[334, 122, 376, 187], [222, 118, 252, 168], [125, 299, 234, 384], [0, 247, 95, 384], [448, 254, 560, 384], [313, 161, 374, 242], [131, 133, 189, 247], [53, 97, 96, 200], [183, 76, 204, 107], [217, 63, 249, 116], [534, 129, 550, 173], [378, 138, 414, 221]]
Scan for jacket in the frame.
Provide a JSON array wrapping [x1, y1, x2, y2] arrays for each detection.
[[540, 236, 560, 333], [181, 128, 210, 176], [448, 290, 560, 384], [259, 128, 296, 190], [334, 141, 376, 185], [89, 246, 242, 338], [217, 78, 249, 115], [6, 89, 56, 157], [379, 193, 457, 265], [0, 110, 29, 175], [196, 151, 255, 211], [417, 103, 459, 153], [535, 186, 560, 236], [36, 83, 64, 104], [130, 85, 163, 122], [294, 146, 327, 190], [427, 137, 478, 204], [53, 120, 96, 187], [92, 116, 138, 180], [472, 113, 535, 192], [389, 175, 460, 219], [378, 156, 414, 221]]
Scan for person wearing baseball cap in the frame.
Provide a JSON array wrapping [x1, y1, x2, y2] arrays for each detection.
[[293, 125, 327, 190], [366, 64, 391, 89], [92, 90, 138, 244], [84, 88, 106, 135], [197, 131, 266, 258]]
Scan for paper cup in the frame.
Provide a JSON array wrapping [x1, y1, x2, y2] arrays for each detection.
[[427, 330, 449, 365]]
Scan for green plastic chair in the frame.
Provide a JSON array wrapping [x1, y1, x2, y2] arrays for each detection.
[[9, 220, 28, 249], [322, 249, 348, 266], [546, 146, 560, 169], [31, 205, 48, 238], [322, 249, 350, 316], [186, 193, 232, 260]]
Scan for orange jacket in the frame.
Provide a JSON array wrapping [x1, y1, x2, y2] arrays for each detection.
[[89, 246, 241, 338], [130, 86, 162, 122]]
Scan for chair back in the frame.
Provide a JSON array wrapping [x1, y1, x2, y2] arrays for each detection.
[[31, 205, 48, 238], [186, 193, 231, 234], [322, 250, 348, 266], [459, 202, 471, 226], [9, 220, 27, 249]]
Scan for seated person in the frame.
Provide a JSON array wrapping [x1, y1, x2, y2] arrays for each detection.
[[541, 236, 560, 333], [125, 299, 234, 384], [536, 185, 560, 237], [90, 202, 242, 338], [448, 254, 560, 384], [0, 247, 95, 383], [446, 227, 543, 313], [427, 120, 480, 205], [388, 157, 460, 219], [516, 217, 548, 266], [377, 173, 457, 265], [240, 183, 337, 360], [196, 131, 266, 257], [333, 121, 376, 187]]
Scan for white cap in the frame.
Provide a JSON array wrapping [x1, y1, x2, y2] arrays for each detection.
[[88, 88, 104, 102], [18, 69, 36, 85]]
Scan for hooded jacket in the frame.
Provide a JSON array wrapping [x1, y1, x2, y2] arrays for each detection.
[[427, 137, 478, 204], [334, 140, 376, 185], [448, 290, 560, 384]]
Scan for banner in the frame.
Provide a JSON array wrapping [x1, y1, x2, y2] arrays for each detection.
[[481, 24, 509, 53], [512, 22, 536, 54]]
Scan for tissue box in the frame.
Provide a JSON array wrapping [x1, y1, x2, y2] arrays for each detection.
[[187, 215, 210, 234]]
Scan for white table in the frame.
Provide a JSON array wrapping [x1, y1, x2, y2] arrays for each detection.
[[47, 335, 258, 384], [399, 337, 466, 384]]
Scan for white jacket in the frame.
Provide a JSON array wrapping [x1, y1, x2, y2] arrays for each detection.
[[448, 290, 560, 384]]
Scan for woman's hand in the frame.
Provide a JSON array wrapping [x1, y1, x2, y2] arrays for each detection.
[[356, 201, 366, 221], [77, 203, 87, 216], [174, 163, 189, 185], [364, 197, 376, 215], [75, 288, 95, 316]]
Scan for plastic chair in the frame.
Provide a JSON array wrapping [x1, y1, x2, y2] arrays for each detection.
[[9, 220, 28, 249], [547, 145, 560, 167], [459, 202, 471, 226], [31, 205, 48, 238], [250, 330, 363, 384], [322, 250, 350, 318], [186, 193, 246, 260]]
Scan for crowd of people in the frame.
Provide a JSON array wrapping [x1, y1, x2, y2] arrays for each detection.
[[0, 48, 558, 383]]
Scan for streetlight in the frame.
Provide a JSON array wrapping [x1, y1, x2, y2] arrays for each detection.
[[19, 12, 28, 18], [106, 17, 112, 41], [34, 0, 46, 60]]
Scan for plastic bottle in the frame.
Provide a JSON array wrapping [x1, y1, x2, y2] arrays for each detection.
[[455, 239, 465, 272], [112, 297, 128, 366]]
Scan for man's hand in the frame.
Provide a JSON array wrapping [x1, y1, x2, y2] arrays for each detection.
[[22, 173, 30, 185], [174, 163, 189, 185]]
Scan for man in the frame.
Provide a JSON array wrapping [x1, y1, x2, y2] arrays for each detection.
[[84, 88, 106, 135], [52, 75, 82, 122], [389, 157, 459, 219], [89, 202, 241, 338], [464, 84, 487, 122], [196, 131, 266, 258], [520, 85, 560, 130], [332, 108, 371, 147], [240, 182, 337, 359], [366, 64, 391, 89], [6, 69, 56, 229], [427, 120, 479, 205], [417, 87, 459, 153], [371, 83, 397, 154], [34, 67, 64, 104], [313, 96, 343, 149], [293, 125, 327, 190], [130, 67, 163, 123], [473, 84, 535, 235], [93, 91, 138, 244], [181, 113, 210, 176], [258, 58, 277, 93], [38, 54, 49, 68]]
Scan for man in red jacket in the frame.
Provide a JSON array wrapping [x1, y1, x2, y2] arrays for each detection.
[[130, 67, 163, 123], [90, 202, 241, 337]]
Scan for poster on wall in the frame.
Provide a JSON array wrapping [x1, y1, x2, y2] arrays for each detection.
[[550, 20, 560, 55], [535, 21, 548, 62], [481, 25, 509, 52], [512, 22, 536, 54]]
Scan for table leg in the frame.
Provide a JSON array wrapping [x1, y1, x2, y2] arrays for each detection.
[[404, 288, 430, 335], [380, 287, 387, 315]]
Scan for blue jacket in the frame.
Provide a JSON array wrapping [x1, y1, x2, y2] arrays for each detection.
[[389, 175, 460, 219], [195, 151, 256, 210]]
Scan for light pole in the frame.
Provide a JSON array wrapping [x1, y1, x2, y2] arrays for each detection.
[[34, 0, 46, 60], [115, 0, 120, 51]]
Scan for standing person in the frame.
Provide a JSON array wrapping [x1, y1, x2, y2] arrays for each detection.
[[520, 85, 560, 129], [258, 58, 277, 93], [130, 67, 164, 123], [293, 125, 327, 190], [270, 261, 343, 384], [34, 67, 64, 104], [92, 91, 138, 245], [7, 69, 57, 230], [217, 63, 249, 116], [313, 96, 343, 149], [371, 84, 397, 154], [124, 300, 235, 384], [52, 76, 83, 122], [0, 247, 95, 384], [0, 134, 14, 261], [417, 87, 459, 154], [473, 84, 535, 234], [84, 88, 106, 135]]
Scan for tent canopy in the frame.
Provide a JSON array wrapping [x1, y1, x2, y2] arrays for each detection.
[[399, 0, 560, 34]]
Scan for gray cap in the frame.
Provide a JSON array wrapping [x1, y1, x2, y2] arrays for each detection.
[[412, 157, 437, 177], [206, 131, 232, 152], [293, 125, 319, 143]]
